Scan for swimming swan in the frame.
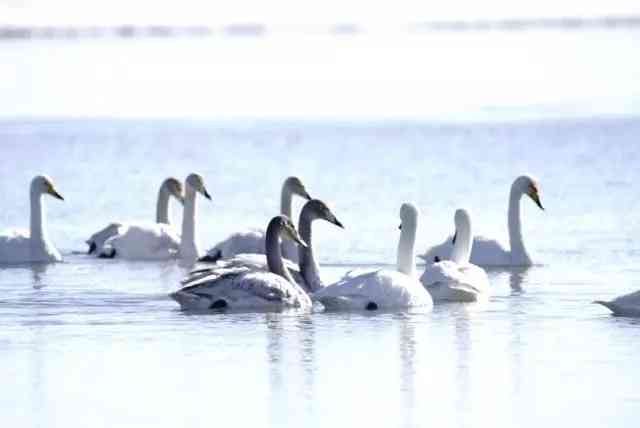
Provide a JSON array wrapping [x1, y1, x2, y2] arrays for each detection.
[[200, 176, 311, 263], [100, 174, 211, 261], [420, 209, 489, 302], [312, 203, 433, 310], [594, 291, 640, 317], [171, 215, 312, 311], [188, 199, 343, 294], [0, 175, 65, 264], [421, 175, 544, 266], [86, 177, 184, 254]]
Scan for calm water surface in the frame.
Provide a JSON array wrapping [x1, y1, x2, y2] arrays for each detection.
[[1, 31, 640, 428]]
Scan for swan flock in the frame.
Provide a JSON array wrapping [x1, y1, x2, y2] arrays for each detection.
[[2, 172, 634, 317]]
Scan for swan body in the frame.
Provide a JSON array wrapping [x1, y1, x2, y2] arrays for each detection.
[[0, 175, 65, 264], [99, 174, 210, 261], [201, 177, 311, 263], [87, 177, 183, 254], [313, 203, 433, 311], [421, 209, 489, 302], [421, 175, 544, 267], [594, 291, 640, 317], [171, 216, 312, 311], [100, 223, 181, 260]]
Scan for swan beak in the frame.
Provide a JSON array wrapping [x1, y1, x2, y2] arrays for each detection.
[[332, 218, 344, 229], [177, 195, 186, 205], [202, 188, 212, 200], [530, 192, 544, 210], [87, 242, 97, 254], [452, 231, 457, 245], [49, 188, 64, 201], [293, 234, 308, 248], [398, 224, 402, 230], [301, 189, 312, 200]]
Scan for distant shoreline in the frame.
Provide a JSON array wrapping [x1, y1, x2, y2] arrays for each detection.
[[1, 16, 639, 40]]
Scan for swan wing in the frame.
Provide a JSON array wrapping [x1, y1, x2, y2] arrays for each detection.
[[172, 270, 311, 310], [202, 228, 266, 262]]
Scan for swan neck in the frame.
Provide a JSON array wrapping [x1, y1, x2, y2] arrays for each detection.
[[397, 221, 416, 276], [30, 189, 46, 243], [266, 220, 295, 283], [156, 184, 171, 224], [508, 185, 530, 263], [280, 184, 293, 219], [298, 210, 323, 292], [451, 221, 472, 264], [180, 186, 199, 258]]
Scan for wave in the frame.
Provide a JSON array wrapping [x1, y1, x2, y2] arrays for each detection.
[[1, 16, 639, 41]]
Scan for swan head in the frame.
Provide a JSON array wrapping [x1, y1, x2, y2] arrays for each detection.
[[185, 173, 212, 200], [514, 175, 544, 210], [303, 199, 344, 228], [398, 202, 419, 230], [163, 177, 185, 204], [31, 175, 64, 200], [274, 215, 308, 248], [284, 176, 311, 200]]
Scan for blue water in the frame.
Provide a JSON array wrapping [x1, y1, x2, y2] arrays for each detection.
[[1, 30, 640, 427]]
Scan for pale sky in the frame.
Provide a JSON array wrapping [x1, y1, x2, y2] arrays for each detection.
[[1, 0, 640, 26]]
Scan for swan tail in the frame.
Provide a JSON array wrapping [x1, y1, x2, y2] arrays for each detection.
[[198, 249, 222, 263], [170, 291, 212, 310], [593, 300, 616, 313]]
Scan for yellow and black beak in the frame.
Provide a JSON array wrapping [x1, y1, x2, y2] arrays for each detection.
[[202, 188, 212, 200], [49, 187, 64, 201], [530, 191, 544, 210]]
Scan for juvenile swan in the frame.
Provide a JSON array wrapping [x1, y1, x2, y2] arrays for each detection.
[[420, 209, 489, 302], [171, 215, 312, 311], [313, 203, 433, 311], [100, 174, 211, 261], [200, 176, 311, 263], [594, 291, 640, 317], [187, 199, 343, 294], [0, 175, 65, 264], [422, 175, 544, 266], [86, 177, 184, 254]]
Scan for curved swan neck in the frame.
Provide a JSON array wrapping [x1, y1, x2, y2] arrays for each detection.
[[156, 183, 171, 224], [397, 220, 417, 276], [508, 183, 531, 264], [180, 185, 199, 257], [266, 219, 295, 283], [280, 183, 293, 219], [30, 188, 46, 243], [451, 218, 472, 264], [298, 209, 323, 292]]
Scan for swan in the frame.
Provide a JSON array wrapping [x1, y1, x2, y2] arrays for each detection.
[[171, 215, 312, 311], [200, 176, 311, 263], [0, 175, 65, 264], [312, 203, 433, 311], [86, 177, 184, 254], [420, 209, 489, 302], [594, 291, 640, 317], [100, 173, 211, 261], [186, 199, 343, 294], [421, 175, 544, 266]]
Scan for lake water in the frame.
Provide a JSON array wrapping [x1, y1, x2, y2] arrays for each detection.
[[1, 29, 640, 427]]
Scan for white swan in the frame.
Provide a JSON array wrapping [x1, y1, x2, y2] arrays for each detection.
[[86, 177, 184, 254], [594, 291, 640, 317], [186, 199, 343, 294], [0, 175, 64, 264], [312, 203, 433, 310], [200, 176, 311, 263], [420, 209, 489, 302], [100, 174, 211, 261], [421, 175, 544, 266], [171, 215, 312, 311]]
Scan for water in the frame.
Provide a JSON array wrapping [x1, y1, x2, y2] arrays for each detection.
[[1, 30, 640, 427]]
